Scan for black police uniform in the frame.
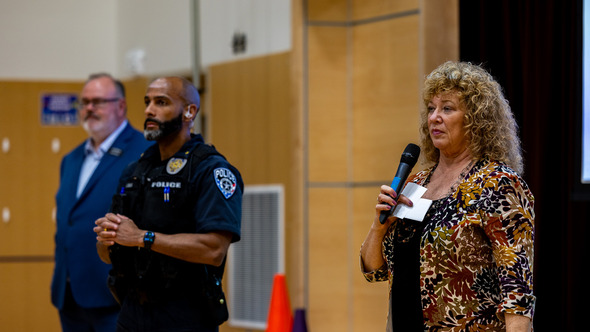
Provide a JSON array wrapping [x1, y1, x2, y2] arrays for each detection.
[[108, 134, 243, 332]]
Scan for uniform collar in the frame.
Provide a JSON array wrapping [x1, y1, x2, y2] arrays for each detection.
[[141, 133, 205, 162]]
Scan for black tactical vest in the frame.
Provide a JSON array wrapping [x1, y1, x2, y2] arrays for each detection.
[[108, 143, 225, 298]]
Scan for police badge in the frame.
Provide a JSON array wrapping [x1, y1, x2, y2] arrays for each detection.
[[214, 168, 237, 199], [167, 158, 187, 174]]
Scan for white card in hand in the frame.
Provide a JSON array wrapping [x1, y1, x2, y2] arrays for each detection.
[[392, 182, 432, 221]]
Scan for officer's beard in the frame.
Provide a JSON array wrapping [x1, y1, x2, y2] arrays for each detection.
[[143, 113, 183, 141]]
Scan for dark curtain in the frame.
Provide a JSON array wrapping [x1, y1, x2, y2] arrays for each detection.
[[459, 0, 587, 330]]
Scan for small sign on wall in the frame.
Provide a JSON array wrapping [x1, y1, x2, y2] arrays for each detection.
[[41, 93, 79, 126]]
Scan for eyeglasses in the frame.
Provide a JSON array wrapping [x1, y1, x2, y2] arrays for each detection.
[[78, 98, 120, 109]]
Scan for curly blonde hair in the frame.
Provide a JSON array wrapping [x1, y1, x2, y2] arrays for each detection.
[[419, 61, 523, 174]]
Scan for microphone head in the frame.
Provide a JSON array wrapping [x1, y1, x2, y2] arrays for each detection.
[[400, 143, 421, 167]]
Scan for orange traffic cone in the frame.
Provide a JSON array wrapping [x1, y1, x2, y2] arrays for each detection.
[[266, 273, 293, 332]]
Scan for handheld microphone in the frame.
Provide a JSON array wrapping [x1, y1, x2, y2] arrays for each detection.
[[379, 143, 421, 224]]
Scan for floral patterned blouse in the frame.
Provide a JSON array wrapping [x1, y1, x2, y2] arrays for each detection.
[[362, 158, 535, 331]]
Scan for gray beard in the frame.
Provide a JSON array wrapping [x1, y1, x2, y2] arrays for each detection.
[[143, 113, 183, 141], [144, 128, 163, 141]]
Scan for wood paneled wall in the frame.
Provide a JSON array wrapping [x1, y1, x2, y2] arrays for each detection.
[[207, 52, 303, 332], [306, 2, 421, 330]]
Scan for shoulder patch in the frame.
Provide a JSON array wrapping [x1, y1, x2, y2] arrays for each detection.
[[214, 167, 237, 199], [167, 158, 187, 174]]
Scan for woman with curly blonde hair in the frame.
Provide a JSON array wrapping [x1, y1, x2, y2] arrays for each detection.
[[361, 61, 535, 331], [420, 61, 523, 174]]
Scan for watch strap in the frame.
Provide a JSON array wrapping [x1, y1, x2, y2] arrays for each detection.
[[143, 231, 155, 250]]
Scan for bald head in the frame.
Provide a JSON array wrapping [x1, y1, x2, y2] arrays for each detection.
[[143, 76, 202, 143], [150, 76, 200, 110]]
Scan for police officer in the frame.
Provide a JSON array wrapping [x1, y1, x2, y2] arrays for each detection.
[[94, 76, 243, 332]]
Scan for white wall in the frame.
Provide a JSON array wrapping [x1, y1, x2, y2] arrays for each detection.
[[0, 0, 118, 80], [116, 0, 193, 78], [198, 0, 291, 70], [0, 0, 192, 80], [0, 0, 290, 80]]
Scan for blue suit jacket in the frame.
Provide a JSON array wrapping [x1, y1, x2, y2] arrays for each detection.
[[51, 123, 152, 309]]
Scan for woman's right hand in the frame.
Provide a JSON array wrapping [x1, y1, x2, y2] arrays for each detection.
[[361, 185, 414, 272], [374, 185, 413, 227]]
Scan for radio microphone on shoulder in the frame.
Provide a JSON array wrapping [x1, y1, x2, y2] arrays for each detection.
[[379, 143, 421, 224]]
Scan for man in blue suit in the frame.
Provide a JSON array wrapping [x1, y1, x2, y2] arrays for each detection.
[[51, 73, 152, 332]]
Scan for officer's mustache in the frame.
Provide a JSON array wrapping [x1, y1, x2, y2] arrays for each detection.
[[144, 117, 164, 128]]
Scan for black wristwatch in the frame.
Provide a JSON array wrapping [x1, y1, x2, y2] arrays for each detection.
[[143, 231, 155, 250]]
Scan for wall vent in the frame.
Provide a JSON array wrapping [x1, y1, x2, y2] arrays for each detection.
[[228, 185, 284, 329]]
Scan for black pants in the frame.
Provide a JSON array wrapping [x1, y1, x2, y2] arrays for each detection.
[[59, 282, 120, 332], [116, 290, 218, 332]]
